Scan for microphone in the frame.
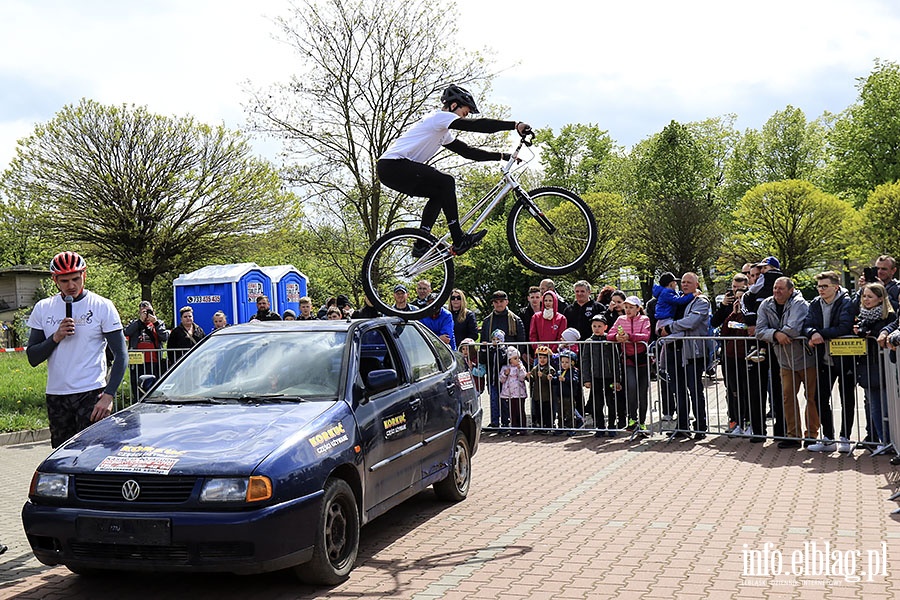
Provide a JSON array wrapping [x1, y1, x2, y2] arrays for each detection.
[[64, 295, 74, 320]]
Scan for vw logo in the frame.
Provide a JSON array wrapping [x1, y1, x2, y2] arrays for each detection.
[[121, 479, 141, 501]]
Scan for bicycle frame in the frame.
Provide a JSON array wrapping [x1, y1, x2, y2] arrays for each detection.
[[404, 136, 536, 276]]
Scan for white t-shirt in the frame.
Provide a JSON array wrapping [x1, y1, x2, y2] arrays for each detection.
[[380, 111, 458, 163], [27, 290, 123, 395]]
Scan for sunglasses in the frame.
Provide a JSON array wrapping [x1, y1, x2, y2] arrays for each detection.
[[450, 296, 461, 301]]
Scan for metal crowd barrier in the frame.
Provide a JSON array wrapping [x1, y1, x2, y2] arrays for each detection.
[[468, 335, 898, 454], [113, 347, 192, 409]]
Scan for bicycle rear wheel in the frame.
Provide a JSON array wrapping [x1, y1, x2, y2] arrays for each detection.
[[506, 186, 597, 275], [361, 228, 455, 319]]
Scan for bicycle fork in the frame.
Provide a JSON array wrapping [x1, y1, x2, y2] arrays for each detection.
[[514, 188, 558, 236]]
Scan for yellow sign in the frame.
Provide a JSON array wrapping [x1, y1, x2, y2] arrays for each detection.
[[829, 338, 866, 356], [128, 351, 145, 365]]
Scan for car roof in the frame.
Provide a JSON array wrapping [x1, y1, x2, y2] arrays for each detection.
[[209, 316, 410, 336]]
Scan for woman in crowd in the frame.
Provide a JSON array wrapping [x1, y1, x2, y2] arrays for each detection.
[[601, 290, 626, 330], [529, 290, 567, 355], [608, 296, 651, 434], [448, 288, 479, 345], [854, 282, 895, 452]]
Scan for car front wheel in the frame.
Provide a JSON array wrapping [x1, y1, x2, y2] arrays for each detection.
[[434, 431, 471, 502], [295, 477, 360, 585]]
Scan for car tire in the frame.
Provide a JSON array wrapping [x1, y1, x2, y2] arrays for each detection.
[[295, 477, 360, 585], [433, 431, 471, 502]]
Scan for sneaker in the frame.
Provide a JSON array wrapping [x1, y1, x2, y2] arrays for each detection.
[[837, 437, 852, 453], [807, 439, 837, 452], [725, 420, 738, 433], [749, 436, 766, 444], [891, 454, 900, 465], [450, 229, 487, 256], [625, 419, 637, 432], [593, 430, 606, 438], [729, 426, 743, 438], [411, 239, 429, 259], [668, 431, 692, 441], [694, 432, 707, 440], [638, 424, 649, 435], [777, 439, 802, 449], [875, 444, 888, 454]]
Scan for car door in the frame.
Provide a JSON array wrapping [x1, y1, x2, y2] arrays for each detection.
[[354, 326, 423, 510], [395, 323, 459, 480]]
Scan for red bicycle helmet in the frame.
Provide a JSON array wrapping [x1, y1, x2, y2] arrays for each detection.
[[50, 251, 86, 275]]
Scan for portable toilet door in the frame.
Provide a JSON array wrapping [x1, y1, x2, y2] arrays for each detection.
[[173, 263, 274, 331], [260, 265, 309, 317]]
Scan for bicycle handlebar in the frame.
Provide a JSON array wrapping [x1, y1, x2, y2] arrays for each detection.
[[520, 128, 535, 146]]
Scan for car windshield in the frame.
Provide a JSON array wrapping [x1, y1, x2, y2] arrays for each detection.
[[146, 331, 347, 401]]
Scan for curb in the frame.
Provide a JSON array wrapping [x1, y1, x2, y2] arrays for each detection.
[[0, 428, 51, 447]]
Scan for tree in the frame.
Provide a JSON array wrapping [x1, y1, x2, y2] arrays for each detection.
[[860, 181, 900, 261], [245, 0, 492, 292], [2, 99, 291, 301], [729, 180, 856, 277], [725, 105, 826, 205], [536, 124, 618, 194], [626, 121, 724, 281], [827, 60, 900, 206]]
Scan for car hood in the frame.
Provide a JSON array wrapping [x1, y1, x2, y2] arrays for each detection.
[[40, 400, 340, 476]]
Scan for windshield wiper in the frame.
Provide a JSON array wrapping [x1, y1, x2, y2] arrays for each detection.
[[145, 396, 230, 404]]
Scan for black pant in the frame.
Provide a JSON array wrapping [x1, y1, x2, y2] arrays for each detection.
[[815, 357, 856, 440], [377, 158, 462, 239]]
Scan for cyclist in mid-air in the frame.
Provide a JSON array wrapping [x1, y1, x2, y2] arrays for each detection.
[[377, 84, 531, 257]]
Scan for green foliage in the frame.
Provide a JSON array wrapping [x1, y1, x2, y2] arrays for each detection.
[[626, 120, 724, 275], [860, 181, 900, 261], [3, 99, 291, 300], [827, 60, 900, 206], [729, 180, 856, 277], [0, 353, 49, 432], [725, 106, 826, 206], [535, 124, 618, 194]]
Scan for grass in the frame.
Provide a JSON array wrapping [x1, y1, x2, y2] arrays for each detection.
[[0, 352, 49, 432]]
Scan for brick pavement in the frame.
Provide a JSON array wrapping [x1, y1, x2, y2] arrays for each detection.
[[2, 433, 900, 599]]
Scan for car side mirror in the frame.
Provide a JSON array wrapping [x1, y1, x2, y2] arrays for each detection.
[[365, 368, 398, 394]]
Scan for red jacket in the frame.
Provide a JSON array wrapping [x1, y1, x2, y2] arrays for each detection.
[[530, 291, 568, 352]]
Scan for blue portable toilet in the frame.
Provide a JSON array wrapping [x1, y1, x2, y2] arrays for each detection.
[[173, 263, 274, 332], [260, 265, 309, 316]]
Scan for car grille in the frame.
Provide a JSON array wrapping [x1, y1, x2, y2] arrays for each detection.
[[75, 475, 197, 503], [71, 542, 190, 563]]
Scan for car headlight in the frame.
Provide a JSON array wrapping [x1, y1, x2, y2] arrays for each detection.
[[31, 472, 69, 498], [200, 476, 272, 503]]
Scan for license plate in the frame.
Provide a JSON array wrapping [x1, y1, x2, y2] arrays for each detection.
[[76, 517, 171, 545]]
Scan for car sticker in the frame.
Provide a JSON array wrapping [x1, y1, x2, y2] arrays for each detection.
[[95, 445, 186, 475], [307, 422, 349, 455], [457, 371, 474, 390], [383, 412, 408, 439]]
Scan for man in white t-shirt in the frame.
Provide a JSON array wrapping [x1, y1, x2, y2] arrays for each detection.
[[377, 84, 531, 257], [26, 251, 128, 448]]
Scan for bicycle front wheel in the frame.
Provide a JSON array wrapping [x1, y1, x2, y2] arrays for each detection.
[[361, 228, 455, 319], [506, 186, 597, 275]]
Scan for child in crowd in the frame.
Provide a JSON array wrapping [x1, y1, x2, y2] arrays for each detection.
[[558, 327, 582, 356], [555, 349, 583, 433], [527, 345, 557, 432], [499, 347, 528, 434], [652, 272, 698, 334], [582, 314, 623, 437], [479, 329, 509, 428]]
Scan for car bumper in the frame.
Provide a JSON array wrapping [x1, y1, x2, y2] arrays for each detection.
[[21, 490, 323, 574]]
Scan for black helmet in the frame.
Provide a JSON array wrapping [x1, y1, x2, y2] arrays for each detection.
[[441, 84, 480, 114]]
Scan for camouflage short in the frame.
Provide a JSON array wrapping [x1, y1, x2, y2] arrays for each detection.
[[46, 389, 103, 448]]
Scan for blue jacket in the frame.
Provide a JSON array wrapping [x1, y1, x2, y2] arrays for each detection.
[[421, 307, 456, 350]]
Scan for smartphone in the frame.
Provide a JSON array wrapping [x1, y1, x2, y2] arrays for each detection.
[[863, 266, 878, 283]]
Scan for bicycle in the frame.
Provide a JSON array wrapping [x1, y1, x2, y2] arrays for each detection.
[[361, 131, 598, 319]]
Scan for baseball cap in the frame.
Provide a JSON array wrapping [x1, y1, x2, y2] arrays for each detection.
[[491, 290, 508, 300], [757, 256, 780, 270], [658, 272, 678, 287], [624, 295, 643, 308], [393, 284, 408, 293], [591, 314, 609, 324]]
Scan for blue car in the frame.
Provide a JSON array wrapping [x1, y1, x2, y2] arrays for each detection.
[[22, 317, 482, 585]]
